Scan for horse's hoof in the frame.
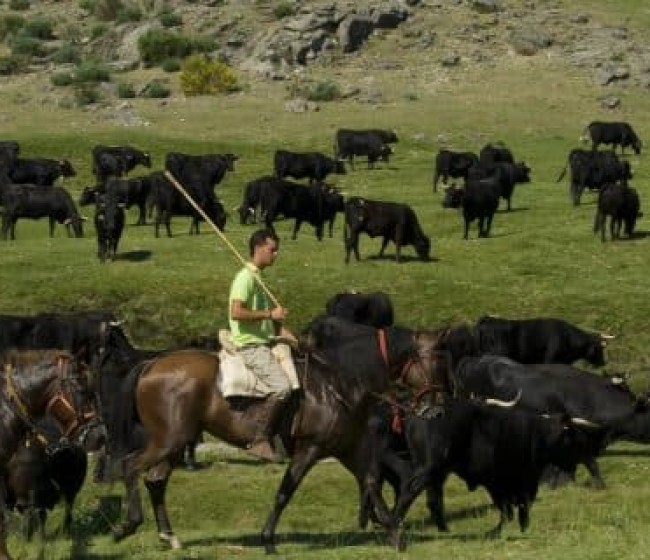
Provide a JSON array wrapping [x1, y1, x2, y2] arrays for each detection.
[[388, 526, 406, 551], [113, 523, 136, 542], [159, 532, 182, 549]]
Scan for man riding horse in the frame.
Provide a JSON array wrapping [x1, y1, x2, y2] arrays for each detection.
[[228, 228, 300, 462]]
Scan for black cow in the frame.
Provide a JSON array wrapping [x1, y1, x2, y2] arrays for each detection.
[[581, 121, 642, 155], [165, 152, 237, 195], [80, 175, 153, 226], [344, 197, 431, 263], [325, 291, 395, 328], [9, 158, 76, 187], [452, 355, 650, 487], [432, 149, 479, 192], [148, 170, 227, 237], [372, 395, 596, 537], [334, 129, 394, 170], [467, 161, 531, 211], [0, 140, 19, 175], [5, 430, 87, 551], [94, 190, 126, 262], [238, 175, 276, 225], [479, 143, 515, 167], [274, 149, 346, 183], [474, 315, 610, 366], [442, 177, 500, 239], [261, 179, 344, 240], [1, 184, 86, 240], [92, 145, 152, 183], [594, 183, 642, 242], [557, 148, 632, 206]]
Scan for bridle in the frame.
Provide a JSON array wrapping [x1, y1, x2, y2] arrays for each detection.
[[3, 354, 95, 444]]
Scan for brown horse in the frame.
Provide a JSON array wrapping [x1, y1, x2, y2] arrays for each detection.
[[0, 349, 96, 560], [104, 316, 446, 553]]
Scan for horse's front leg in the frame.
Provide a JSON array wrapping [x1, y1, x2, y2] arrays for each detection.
[[144, 459, 180, 549], [261, 444, 320, 554], [113, 453, 144, 542]]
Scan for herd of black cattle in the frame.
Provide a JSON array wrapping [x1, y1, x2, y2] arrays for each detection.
[[0, 120, 643, 264], [0, 120, 646, 554], [0, 288, 647, 553]]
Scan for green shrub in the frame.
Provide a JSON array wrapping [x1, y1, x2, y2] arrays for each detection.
[[22, 18, 54, 40], [90, 23, 108, 40], [180, 54, 239, 96], [51, 71, 75, 86], [52, 43, 82, 64], [0, 15, 25, 41], [140, 80, 170, 98], [94, 0, 122, 21], [117, 81, 136, 98], [10, 34, 46, 57], [0, 55, 26, 76], [78, 0, 97, 12], [137, 28, 216, 66], [159, 10, 182, 28], [74, 59, 111, 83], [273, 2, 295, 19], [9, 0, 30, 10], [116, 6, 142, 24], [307, 80, 341, 102], [161, 57, 181, 72], [74, 83, 101, 105]]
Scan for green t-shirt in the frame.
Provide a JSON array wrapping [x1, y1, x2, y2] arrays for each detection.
[[228, 263, 275, 347]]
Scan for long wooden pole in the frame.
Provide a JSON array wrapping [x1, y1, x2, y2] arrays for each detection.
[[164, 170, 281, 308]]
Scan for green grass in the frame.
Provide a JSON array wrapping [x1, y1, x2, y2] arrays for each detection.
[[3, 7, 650, 556]]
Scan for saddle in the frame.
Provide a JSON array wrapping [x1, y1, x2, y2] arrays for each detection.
[[217, 330, 297, 398]]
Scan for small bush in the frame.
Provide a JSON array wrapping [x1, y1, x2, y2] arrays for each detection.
[[78, 0, 97, 12], [117, 81, 136, 98], [159, 10, 182, 28], [10, 35, 46, 57], [137, 28, 216, 66], [9, 0, 30, 10], [161, 57, 181, 72], [94, 0, 123, 21], [90, 23, 108, 40], [22, 17, 54, 39], [0, 15, 25, 41], [140, 80, 170, 98], [74, 83, 101, 106], [51, 71, 75, 86], [273, 2, 295, 19], [180, 54, 239, 96], [0, 55, 27, 76], [75, 59, 111, 83], [307, 80, 341, 102], [52, 43, 82, 64], [116, 6, 141, 24]]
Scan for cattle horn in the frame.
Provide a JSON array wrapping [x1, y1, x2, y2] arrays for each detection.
[[484, 389, 522, 408], [109, 320, 125, 327], [600, 333, 615, 340], [570, 417, 601, 429]]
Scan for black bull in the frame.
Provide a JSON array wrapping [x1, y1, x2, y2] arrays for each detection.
[[104, 317, 447, 553]]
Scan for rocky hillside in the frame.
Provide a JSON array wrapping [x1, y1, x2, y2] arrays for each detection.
[[1, 0, 649, 109]]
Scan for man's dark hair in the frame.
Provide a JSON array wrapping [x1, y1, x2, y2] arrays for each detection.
[[249, 228, 279, 257]]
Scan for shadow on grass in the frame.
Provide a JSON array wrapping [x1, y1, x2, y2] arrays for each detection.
[[618, 230, 650, 241], [497, 206, 530, 213], [603, 447, 650, 457], [366, 254, 439, 263], [115, 250, 153, 262]]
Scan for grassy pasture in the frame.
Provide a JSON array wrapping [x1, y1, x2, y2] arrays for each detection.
[[3, 33, 650, 559]]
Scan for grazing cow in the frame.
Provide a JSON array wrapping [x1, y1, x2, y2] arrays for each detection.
[[325, 291, 395, 327], [80, 175, 154, 226], [467, 161, 531, 211], [442, 177, 500, 239], [9, 158, 76, 187], [94, 190, 126, 262], [474, 315, 609, 366], [432, 149, 479, 192], [165, 152, 238, 196], [334, 129, 394, 170], [375, 395, 597, 537], [274, 149, 346, 183], [261, 179, 344, 240], [344, 197, 431, 263], [92, 145, 152, 183], [5, 428, 87, 551], [238, 175, 276, 225], [581, 121, 642, 155], [452, 355, 650, 487], [148, 170, 227, 237], [594, 183, 642, 242], [479, 143, 515, 167], [1, 184, 86, 240], [557, 148, 632, 205]]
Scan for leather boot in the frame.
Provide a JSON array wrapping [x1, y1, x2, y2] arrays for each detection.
[[245, 391, 291, 463]]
